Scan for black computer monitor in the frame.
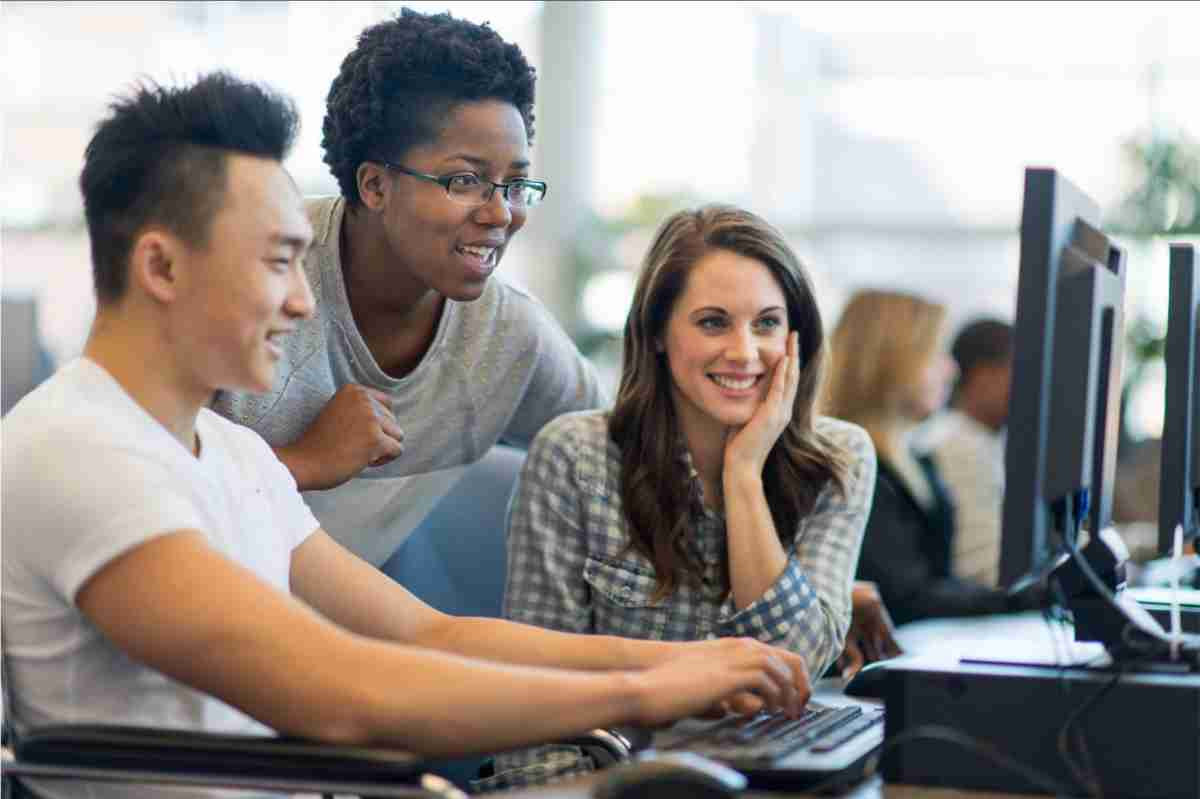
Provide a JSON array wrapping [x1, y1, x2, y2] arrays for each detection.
[[999, 167, 1127, 590], [1158, 243, 1200, 555]]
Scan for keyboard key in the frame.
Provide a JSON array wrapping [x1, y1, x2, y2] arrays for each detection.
[[810, 709, 885, 754], [750, 706, 862, 761], [669, 705, 871, 766]]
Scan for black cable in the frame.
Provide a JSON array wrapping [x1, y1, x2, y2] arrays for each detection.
[[1060, 493, 1173, 660], [802, 722, 1077, 797], [1054, 655, 1156, 799], [1047, 516, 1103, 798], [1054, 507, 1107, 798], [832, 538, 1140, 799], [1043, 577, 1079, 788], [808, 501, 1180, 798], [1043, 576, 1071, 675], [1050, 504, 1176, 799]]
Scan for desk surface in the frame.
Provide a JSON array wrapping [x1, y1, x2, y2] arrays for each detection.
[[891, 610, 1104, 666], [507, 772, 1042, 798], [504, 613, 1075, 799]]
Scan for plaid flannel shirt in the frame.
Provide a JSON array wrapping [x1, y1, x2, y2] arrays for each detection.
[[482, 411, 876, 792]]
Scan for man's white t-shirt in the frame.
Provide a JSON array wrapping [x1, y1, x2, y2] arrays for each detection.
[[2, 358, 320, 798]]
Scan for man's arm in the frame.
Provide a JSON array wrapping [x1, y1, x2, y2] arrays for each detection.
[[78, 531, 802, 755], [291, 529, 731, 673], [292, 531, 811, 715]]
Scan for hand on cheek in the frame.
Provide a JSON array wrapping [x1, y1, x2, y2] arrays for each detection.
[[723, 332, 800, 475]]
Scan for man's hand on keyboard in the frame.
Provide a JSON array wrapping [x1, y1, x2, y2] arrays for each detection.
[[632, 637, 811, 726], [698, 688, 791, 720]]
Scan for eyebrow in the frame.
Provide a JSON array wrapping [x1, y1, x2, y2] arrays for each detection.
[[445, 154, 532, 172], [269, 232, 311, 250], [690, 305, 786, 316]]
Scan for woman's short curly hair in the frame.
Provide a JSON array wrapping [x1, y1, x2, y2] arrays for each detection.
[[322, 8, 537, 208]]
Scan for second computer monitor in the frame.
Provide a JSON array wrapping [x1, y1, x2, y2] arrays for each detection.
[[999, 167, 1127, 589], [1159, 243, 1200, 554]]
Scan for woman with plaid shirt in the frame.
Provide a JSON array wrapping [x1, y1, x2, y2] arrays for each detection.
[[485, 205, 878, 789]]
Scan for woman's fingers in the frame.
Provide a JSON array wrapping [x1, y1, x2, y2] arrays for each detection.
[[767, 345, 790, 413], [785, 331, 801, 406], [761, 333, 797, 431], [767, 331, 800, 428]]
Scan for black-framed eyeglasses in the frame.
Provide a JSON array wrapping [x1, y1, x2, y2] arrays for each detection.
[[379, 161, 548, 209]]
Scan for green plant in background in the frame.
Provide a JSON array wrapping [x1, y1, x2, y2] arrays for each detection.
[[1123, 313, 1167, 434], [1109, 128, 1200, 456], [1111, 131, 1200, 236]]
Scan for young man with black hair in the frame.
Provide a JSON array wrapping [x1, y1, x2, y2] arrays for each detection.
[[2, 72, 811, 799]]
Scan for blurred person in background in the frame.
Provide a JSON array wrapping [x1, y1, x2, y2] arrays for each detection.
[[825, 291, 1030, 625], [213, 8, 604, 570], [915, 318, 1013, 588]]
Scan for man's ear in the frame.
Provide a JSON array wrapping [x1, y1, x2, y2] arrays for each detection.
[[128, 229, 183, 304], [356, 161, 390, 211]]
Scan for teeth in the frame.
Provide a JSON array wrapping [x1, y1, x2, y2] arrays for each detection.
[[458, 245, 496, 262], [711, 375, 756, 390]]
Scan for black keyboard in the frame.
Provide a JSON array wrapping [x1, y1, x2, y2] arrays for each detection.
[[664, 703, 884, 764]]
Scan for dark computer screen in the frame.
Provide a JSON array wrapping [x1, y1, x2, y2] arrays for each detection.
[[1158, 243, 1200, 555], [999, 167, 1127, 589]]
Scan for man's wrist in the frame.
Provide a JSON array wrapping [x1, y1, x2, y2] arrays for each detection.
[[610, 670, 649, 726], [618, 636, 676, 670]]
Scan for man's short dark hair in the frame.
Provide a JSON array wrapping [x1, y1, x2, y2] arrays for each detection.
[[322, 8, 537, 208], [80, 72, 299, 303], [952, 317, 1014, 381]]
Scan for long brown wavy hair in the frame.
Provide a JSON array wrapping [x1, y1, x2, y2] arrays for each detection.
[[822, 289, 947, 464], [609, 205, 851, 599]]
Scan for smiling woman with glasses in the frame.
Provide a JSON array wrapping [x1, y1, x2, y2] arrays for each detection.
[[213, 8, 604, 603]]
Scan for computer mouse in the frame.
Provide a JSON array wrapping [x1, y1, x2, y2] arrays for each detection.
[[842, 659, 891, 699], [591, 752, 747, 799]]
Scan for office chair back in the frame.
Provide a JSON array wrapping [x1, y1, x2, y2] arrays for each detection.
[[381, 445, 525, 617]]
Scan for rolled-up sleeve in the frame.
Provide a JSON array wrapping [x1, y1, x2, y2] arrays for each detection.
[[717, 421, 877, 676]]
